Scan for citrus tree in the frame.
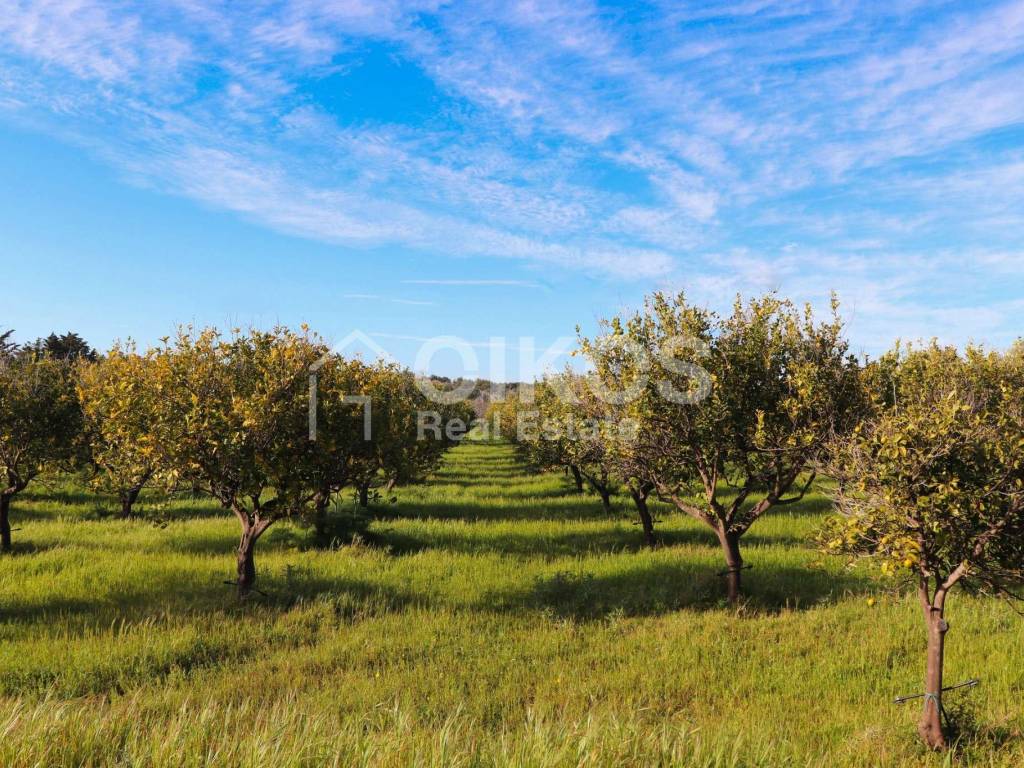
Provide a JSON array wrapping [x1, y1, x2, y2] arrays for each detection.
[[352, 365, 422, 507], [582, 291, 864, 602], [77, 345, 159, 517], [305, 358, 472, 540], [148, 326, 326, 596], [0, 353, 82, 551], [536, 378, 610, 498], [821, 343, 1024, 750], [324, 365, 470, 509], [306, 354, 378, 537], [486, 392, 541, 463], [401, 391, 474, 485], [489, 384, 589, 493], [562, 374, 659, 543]]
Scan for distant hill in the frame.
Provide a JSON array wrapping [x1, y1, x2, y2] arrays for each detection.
[[422, 376, 525, 418]]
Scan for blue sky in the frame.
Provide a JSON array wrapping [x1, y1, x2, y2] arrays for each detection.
[[1, 0, 1022, 379]]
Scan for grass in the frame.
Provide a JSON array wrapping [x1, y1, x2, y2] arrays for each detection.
[[0, 441, 1021, 766]]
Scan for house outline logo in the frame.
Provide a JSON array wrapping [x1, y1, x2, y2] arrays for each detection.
[[310, 329, 397, 373], [309, 330, 396, 441]]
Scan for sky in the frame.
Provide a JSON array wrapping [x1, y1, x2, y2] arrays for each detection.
[[0, 0, 1022, 379]]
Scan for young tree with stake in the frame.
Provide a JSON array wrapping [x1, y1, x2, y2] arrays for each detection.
[[822, 343, 1024, 750]]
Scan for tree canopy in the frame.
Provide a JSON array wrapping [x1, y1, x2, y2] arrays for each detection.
[[821, 342, 1024, 749], [77, 345, 159, 517], [0, 354, 83, 550], [146, 326, 327, 595], [581, 291, 865, 601], [28, 331, 97, 361]]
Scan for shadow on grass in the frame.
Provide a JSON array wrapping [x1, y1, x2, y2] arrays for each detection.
[[20, 486, 97, 507], [1, 560, 425, 631], [446, 484, 584, 500], [375, 522, 807, 558], [0, 539, 67, 557], [766, 494, 835, 518], [11, 492, 225, 523], [0, 595, 102, 623], [156, 502, 231, 521], [378, 498, 634, 523], [488, 562, 874, 620], [0, 577, 427, 699], [938, 696, 1023, 760], [0, 500, 86, 523]]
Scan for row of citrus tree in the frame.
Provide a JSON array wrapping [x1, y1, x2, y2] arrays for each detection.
[[488, 291, 1024, 750], [0, 325, 473, 595], [2, 293, 1023, 749]]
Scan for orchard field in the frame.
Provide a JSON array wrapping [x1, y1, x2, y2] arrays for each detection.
[[1, 440, 1021, 767]]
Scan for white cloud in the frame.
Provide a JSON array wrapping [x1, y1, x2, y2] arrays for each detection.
[[143, 144, 676, 279], [0, 0, 1022, 349], [0, 0, 195, 97]]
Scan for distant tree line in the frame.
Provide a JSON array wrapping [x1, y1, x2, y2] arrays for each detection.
[[1, 330, 97, 362]]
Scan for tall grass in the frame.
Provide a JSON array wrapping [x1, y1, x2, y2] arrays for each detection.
[[0, 442, 1020, 766]]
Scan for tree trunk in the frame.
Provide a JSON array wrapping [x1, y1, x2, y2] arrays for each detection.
[[598, 487, 612, 514], [918, 608, 949, 750], [570, 465, 584, 493], [0, 493, 11, 552], [718, 529, 743, 604], [236, 526, 259, 598], [631, 490, 655, 547], [119, 485, 142, 518], [358, 482, 370, 508], [313, 492, 330, 543]]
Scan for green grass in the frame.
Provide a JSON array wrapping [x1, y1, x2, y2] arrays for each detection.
[[1, 441, 1021, 766]]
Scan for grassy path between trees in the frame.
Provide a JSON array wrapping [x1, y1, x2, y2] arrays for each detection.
[[0, 441, 1021, 766]]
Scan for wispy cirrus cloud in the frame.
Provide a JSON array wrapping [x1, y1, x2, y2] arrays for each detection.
[[0, 0, 1023, 348], [344, 294, 438, 306]]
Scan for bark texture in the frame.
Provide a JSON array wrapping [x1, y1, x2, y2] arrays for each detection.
[[569, 465, 584, 493], [0, 493, 11, 552], [630, 488, 655, 547], [918, 610, 949, 750], [119, 485, 143, 518], [718, 529, 743, 604], [233, 509, 273, 598], [236, 527, 259, 598]]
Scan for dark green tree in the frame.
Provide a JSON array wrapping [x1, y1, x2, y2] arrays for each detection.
[[0, 355, 83, 551], [29, 332, 97, 361], [0, 329, 17, 360]]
